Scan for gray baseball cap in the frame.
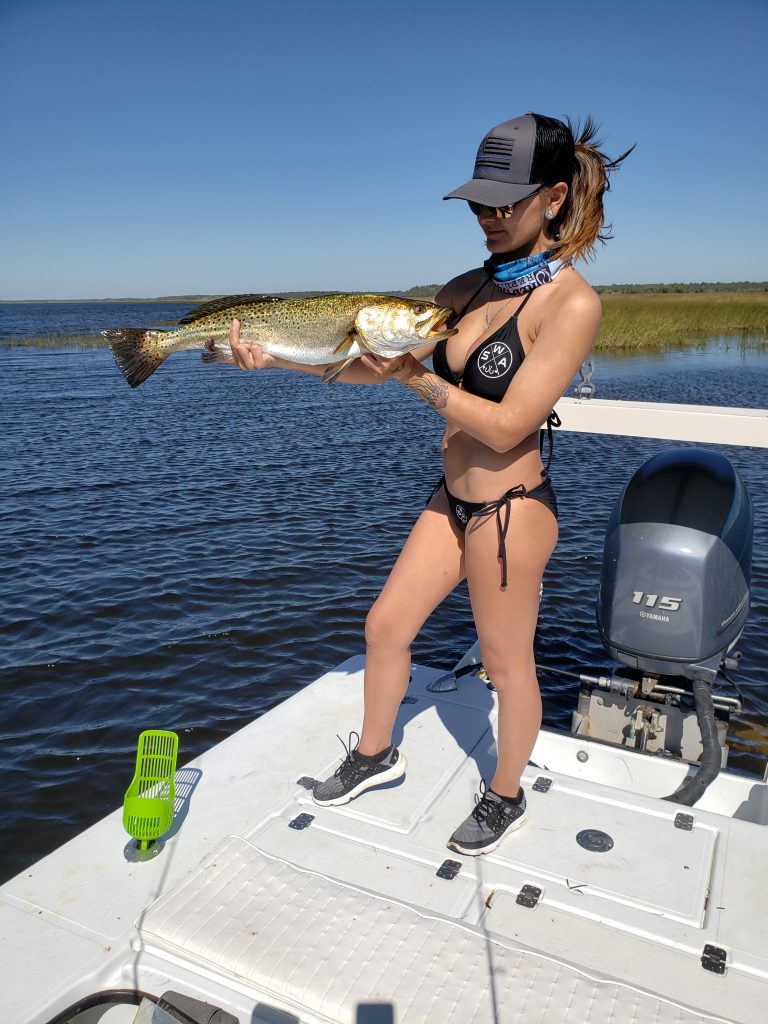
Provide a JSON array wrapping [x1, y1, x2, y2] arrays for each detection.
[[443, 114, 542, 206]]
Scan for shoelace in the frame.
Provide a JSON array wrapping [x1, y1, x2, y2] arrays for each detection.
[[472, 780, 511, 833], [332, 731, 380, 785]]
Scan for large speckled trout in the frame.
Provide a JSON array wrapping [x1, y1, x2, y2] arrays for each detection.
[[104, 292, 456, 388]]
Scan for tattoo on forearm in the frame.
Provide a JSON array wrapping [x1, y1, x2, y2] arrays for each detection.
[[407, 374, 448, 409]]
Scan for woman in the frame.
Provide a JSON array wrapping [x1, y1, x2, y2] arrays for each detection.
[[228, 112, 631, 856]]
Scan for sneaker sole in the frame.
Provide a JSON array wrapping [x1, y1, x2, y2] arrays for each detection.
[[312, 752, 407, 807], [447, 810, 528, 857]]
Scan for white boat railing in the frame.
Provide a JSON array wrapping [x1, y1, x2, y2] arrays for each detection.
[[553, 396, 768, 448]]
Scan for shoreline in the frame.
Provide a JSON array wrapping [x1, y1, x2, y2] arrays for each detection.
[[2, 282, 767, 304], [3, 335, 767, 356], [2, 291, 766, 353]]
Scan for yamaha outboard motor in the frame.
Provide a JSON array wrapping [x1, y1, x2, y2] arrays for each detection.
[[598, 448, 752, 680], [577, 449, 753, 805]]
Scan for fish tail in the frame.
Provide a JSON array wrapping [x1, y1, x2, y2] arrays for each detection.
[[103, 328, 169, 387]]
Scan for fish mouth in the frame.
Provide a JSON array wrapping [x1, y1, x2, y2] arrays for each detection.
[[417, 306, 458, 339]]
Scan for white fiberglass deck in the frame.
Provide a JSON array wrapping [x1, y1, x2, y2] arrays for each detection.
[[139, 836, 717, 1024], [3, 656, 768, 1024]]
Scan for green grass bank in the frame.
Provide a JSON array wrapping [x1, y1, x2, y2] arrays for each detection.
[[595, 291, 768, 351]]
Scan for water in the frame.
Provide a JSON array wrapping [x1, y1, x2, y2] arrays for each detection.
[[0, 300, 195, 340], [1, 306, 767, 885]]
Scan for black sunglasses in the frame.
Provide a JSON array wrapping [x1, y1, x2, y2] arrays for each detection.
[[467, 201, 515, 219], [467, 188, 545, 219]]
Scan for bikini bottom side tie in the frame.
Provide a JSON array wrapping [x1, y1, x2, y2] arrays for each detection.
[[470, 485, 527, 589], [425, 476, 558, 590]]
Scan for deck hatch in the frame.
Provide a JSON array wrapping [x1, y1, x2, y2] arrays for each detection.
[[296, 703, 495, 834], [489, 786, 719, 927], [251, 816, 477, 916]]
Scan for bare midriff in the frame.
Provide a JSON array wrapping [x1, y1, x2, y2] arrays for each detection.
[[442, 424, 544, 503]]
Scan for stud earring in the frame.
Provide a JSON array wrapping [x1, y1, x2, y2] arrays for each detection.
[[544, 209, 555, 220]]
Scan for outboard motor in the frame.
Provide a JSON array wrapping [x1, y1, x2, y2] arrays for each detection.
[[598, 448, 752, 680], [574, 449, 753, 805]]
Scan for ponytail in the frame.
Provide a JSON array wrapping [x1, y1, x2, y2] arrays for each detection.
[[546, 117, 634, 263]]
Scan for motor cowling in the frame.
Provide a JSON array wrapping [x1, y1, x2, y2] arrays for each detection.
[[597, 448, 752, 682]]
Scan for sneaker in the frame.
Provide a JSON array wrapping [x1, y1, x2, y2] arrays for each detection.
[[447, 780, 527, 856], [312, 731, 406, 807]]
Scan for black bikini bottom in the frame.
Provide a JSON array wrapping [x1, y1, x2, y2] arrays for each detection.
[[426, 475, 558, 589]]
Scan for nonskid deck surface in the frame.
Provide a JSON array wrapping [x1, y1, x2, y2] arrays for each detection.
[[3, 657, 768, 1024], [139, 836, 720, 1024], [137, 659, 767, 1024]]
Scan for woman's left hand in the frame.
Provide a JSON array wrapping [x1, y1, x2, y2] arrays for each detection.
[[359, 352, 415, 382]]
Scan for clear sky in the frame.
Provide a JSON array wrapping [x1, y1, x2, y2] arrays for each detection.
[[1, 0, 766, 299]]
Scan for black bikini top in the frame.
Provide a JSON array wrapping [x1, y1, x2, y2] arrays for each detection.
[[432, 286, 534, 403], [432, 277, 561, 469]]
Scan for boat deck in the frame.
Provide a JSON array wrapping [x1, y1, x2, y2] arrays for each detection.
[[2, 656, 767, 1024]]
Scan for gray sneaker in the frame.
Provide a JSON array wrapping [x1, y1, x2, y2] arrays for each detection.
[[312, 731, 406, 807], [447, 780, 528, 856]]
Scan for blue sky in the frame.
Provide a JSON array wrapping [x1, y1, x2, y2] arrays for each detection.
[[1, 0, 766, 299]]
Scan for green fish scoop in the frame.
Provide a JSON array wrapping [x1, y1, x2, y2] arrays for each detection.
[[123, 730, 179, 850]]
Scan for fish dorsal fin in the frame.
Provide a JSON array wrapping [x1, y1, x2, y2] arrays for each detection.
[[178, 294, 284, 325]]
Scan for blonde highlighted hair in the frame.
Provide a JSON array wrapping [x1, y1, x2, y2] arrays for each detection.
[[530, 114, 634, 263]]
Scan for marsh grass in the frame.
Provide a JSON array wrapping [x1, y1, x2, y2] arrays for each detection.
[[596, 292, 768, 351], [1, 333, 109, 349], [2, 292, 767, 352], [0, 317, 180, 349]]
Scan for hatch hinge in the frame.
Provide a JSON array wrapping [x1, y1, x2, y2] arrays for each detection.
[[701, 944, 727, 974], [436, 859, 462, 880], [296, 776, 319, 790], [516, 884, 542, 908], [533, 776, 552, 793], [288, 813, 315, 830], [675, 813, 694, 831]]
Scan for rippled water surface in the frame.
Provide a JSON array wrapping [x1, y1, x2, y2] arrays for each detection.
[[0, 300, 195, 339], [1, 306, 767, 883]]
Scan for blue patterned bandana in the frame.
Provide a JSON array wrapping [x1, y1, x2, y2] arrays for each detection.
[[484, 250, 568, 295]]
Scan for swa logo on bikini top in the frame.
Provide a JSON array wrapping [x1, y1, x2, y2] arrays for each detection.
[[477, 342, 513, 378]]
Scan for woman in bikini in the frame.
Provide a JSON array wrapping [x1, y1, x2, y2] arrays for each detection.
[[228, 112, 631, 855]]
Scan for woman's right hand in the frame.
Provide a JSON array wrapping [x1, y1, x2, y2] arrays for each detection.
[[227, 318, 275, 371]]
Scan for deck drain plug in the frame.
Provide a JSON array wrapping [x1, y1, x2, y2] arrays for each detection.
[[576, 829, 614, 852]]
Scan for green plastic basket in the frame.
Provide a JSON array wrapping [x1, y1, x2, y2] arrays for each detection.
[[123, 730, 179, 849]]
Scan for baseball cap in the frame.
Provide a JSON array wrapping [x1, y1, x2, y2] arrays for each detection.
[[443, 113, 543, 207]]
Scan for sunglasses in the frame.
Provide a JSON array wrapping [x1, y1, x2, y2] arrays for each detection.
[[467, 188, 545, 219], [467, 201, 515, 219]]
